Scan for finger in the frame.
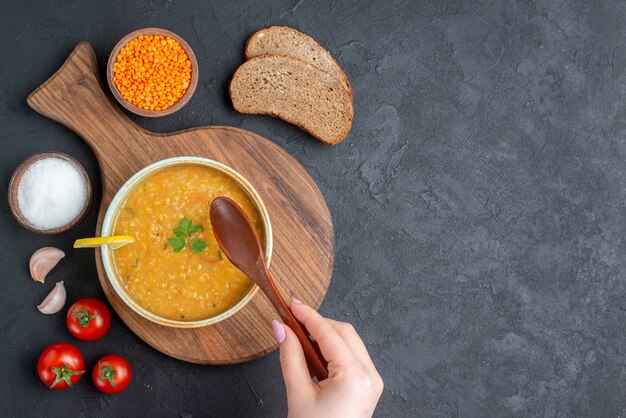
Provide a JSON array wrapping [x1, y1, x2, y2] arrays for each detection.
[[272, 320, 316, 398], [289, 300, 354, 365], [327, 319, 379, 376]]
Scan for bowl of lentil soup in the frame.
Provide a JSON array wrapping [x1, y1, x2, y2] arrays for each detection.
[[107, 28, 199, 117], [101, 157, 272, 328]]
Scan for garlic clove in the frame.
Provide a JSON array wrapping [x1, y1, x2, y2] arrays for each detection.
[[29, 247, 65, 283], [37, 281, 66, 314]]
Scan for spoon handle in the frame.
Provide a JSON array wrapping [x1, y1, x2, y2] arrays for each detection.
[[265, 271, 329, 380]]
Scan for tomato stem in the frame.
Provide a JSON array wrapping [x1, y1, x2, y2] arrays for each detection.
[[98, 364, 117, 388], [72, 308, 97, 327], [50, 364, 84, 388]]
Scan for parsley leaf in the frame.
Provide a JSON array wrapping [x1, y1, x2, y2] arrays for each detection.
[[168, 236, 186, 252], [190, 238, 208, 254], [175, 217, 199, 236], [168, 217, 207, 253]]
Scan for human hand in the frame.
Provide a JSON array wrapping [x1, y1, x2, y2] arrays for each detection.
[[271, 299, 383, 418]]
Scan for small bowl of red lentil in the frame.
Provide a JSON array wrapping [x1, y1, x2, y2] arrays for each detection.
[[107, 28, 199, 117]]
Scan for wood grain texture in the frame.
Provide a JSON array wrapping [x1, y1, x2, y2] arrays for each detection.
[[27, 42, 334, 364]]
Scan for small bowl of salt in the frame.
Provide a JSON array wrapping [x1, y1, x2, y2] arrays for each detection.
[[8, 152, 92, 234]]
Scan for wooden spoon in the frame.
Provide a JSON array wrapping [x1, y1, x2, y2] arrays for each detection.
[[210, 197, 329, 380]]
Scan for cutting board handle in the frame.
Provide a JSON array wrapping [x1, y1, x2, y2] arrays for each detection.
[[27, 42, 146, 158]]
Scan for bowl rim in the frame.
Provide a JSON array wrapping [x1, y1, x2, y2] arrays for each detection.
[[101, 156, 272, 328], [106, 27, 199, 118], [8, 151, 92, 234]]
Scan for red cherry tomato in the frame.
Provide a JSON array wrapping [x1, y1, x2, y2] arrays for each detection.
[[37, 343, 84, 390], [92, 354, 132, 394], [66, 298, 111, 341]]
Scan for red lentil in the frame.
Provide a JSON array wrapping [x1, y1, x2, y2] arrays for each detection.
[[112, 35, 192, 111]]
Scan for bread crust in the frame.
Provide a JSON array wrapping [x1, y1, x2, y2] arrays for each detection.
[[230, 55, 353, 145], [245, 26, 353, 98]]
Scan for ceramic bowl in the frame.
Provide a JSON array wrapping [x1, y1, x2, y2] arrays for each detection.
[[8, 152, 92, 234], [106, 28, 199, 117], [100, 157, 272, 328]]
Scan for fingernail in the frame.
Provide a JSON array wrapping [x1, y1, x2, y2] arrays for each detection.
[[272, 319, 286, 344], [292, 297, 302, 305]]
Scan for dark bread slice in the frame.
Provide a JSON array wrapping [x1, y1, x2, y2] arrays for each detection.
[[230, 55, 353, 145], [245, 26, 352, 97]]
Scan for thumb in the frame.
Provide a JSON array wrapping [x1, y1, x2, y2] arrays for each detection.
[[272, 320, 316, 399]]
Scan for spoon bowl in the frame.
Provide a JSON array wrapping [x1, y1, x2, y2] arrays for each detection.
[[210, 197, 265, 269]]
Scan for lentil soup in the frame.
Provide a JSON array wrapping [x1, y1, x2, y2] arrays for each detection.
[[112, 164, 265, 321]]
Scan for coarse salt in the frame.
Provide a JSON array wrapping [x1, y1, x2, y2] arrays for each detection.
[[17, 157, 87, 230]]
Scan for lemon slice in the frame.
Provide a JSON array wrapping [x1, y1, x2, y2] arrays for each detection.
[[74, 236, 135, 249]]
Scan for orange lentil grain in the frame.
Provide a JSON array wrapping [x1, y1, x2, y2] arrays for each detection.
[[112, 35, 192, 111]]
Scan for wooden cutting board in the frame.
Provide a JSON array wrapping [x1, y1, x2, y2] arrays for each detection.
[[27, 42, 334, 364]]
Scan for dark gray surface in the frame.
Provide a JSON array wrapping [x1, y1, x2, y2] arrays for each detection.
[[1, 0, 625, 416]]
